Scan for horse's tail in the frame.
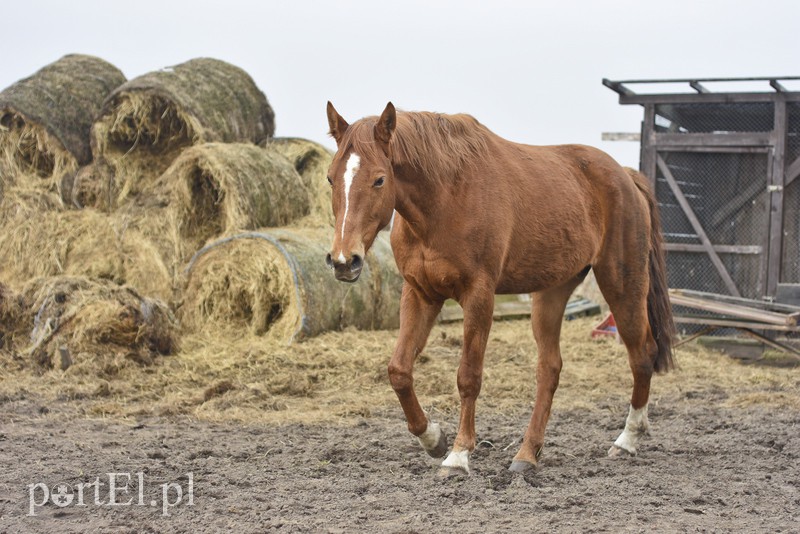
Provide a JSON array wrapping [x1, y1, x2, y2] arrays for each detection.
[[625, 167, 676, 373]]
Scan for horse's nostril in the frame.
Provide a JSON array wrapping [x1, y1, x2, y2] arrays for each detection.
[[350, 254, 363, 271], [325, 253, 334, 269]]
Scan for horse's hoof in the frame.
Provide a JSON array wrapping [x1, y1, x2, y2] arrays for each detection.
[[608, 444, 636, 458], [425, 427, 449, 458], [508, 460, 537, 473]]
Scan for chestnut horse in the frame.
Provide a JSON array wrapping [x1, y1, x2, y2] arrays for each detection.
[[324, 102, 675, 474]]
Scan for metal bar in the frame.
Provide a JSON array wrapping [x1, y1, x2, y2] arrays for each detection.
[[672, 316, 800, 332], [690, 81, 709, 94], [674, 325, 717, 347], [771, 80, 789, 93], [655, 132, 772, 148], [609, 76, 800, 84], [657, 155, 742, 296], [740, 329, 800, 359], [602, 78, 634, 97], [670, 294, 798, 326], [786, 155, 800, 186], [664, 243, 762, 254], [619, 93, 800, 106]]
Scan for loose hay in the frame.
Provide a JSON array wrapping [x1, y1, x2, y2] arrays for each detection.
[[0, 54, 126, 198], [163, 143, 310, 248], [89, 58, 275, 208], [0, 208, 175, 302], [181, 228, 403, 343], [265, 137, 334, 226], [20, 276, 177, 371]]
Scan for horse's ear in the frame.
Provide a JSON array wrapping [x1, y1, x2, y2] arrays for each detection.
[[374, 102, 396, 153], [327, 101, 349, 145]]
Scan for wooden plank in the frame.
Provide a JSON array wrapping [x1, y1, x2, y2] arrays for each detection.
[[671, 288, 800, 313], [664, 243, 762, 255], [670, 293, 799, 326], [438, 298, 600, 324], [777, 284, 800, 306], [672, 316, 800, 332], [786, 156, 800, 187], [655, 132, 772, 148], [641, 105, 656, 188], [656, 146, 769, 154], [657, 155, 742, 296], [767, 100, 787, 299], [770, 80, 790, 93], [601, 132, 641, 142]]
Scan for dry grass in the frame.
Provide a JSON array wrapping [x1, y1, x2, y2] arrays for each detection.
[[1, 316, 796, 425]]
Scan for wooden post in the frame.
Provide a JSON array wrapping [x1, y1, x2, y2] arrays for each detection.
[[766, 99, 788, 299]]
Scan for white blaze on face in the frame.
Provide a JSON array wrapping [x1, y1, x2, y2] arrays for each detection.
[[340, 152, 361, 249]]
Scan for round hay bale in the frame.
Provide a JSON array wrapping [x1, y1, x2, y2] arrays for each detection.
[[0, 54, 126, 197], [90, 58, 275, 207], [21, 276, 177, 370], [163, 142, 309, 248], [181, 228, 403, 343], [266, 137, 334, 226], [0, 208, 175, 303], [70, 161, 116, 209]]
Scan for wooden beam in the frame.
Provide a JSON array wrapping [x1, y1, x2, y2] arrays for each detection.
[[655, 132, 772, 148], [602, 132, 641, 142], [670, 288, 800, 314], [786, 156, 800, 187], [602, 78, 634, 97], [657, 155, 742, 296], [740, 329, 800, 359], [619, 92, 799, 106], [670, 294, 799, 326], [673, 316, 800, 332], [641, 105, 656, 188], [767, 100, 788, 298], [665, 243, 762, 255]]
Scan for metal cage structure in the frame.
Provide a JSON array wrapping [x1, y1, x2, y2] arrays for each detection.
[[605, 77, 800, 304]]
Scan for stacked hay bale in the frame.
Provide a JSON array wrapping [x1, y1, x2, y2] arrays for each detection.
[[78, 58, 275, 210], [0, 54, 402, 374], [0, 54, 126, 204]]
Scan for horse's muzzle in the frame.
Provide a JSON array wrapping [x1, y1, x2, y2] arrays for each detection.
[[325, 252, 363, 283]]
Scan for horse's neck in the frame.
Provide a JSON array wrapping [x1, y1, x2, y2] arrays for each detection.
[[393, 163, 449, 240]]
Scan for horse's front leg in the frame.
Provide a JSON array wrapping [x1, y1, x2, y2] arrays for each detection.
[[441, 284, 494, 475], [388, 283, 446, 457]]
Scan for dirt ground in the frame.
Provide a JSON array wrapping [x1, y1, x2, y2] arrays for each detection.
[[1, 318, 799, 532]]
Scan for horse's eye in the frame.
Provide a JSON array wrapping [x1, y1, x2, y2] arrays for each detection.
[[373, 177, 385, 188], [327, 176, 333, 186]]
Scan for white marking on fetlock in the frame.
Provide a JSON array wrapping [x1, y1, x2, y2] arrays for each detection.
[[417, 422, 441, 451], [612, 404, 650, 455], [441, 450, 470, 474]]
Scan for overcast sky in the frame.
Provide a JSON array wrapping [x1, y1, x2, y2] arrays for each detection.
[[2, 0, 797, 167]]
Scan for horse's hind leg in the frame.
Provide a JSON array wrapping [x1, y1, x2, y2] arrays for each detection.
[[510, 276, 583, 473], [594, 264, 658, 457]]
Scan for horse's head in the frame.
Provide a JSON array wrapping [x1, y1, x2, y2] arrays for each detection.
[[324, 101, 397, 283]]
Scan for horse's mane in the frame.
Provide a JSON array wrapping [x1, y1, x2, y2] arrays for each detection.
[[340, 111, 491, 182]]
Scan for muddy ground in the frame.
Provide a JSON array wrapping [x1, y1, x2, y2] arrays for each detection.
[[1, 390, 798, 533], [1, 317, 799, 532]]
